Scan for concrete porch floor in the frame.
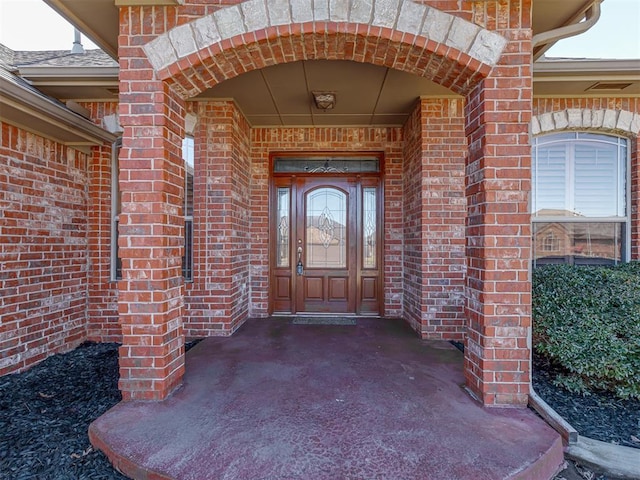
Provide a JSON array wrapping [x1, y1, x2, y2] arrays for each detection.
[[90, 318, 563, 480]]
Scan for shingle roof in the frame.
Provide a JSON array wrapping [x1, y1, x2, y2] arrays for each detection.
[[0, 44, 16, 70], [12, 48, 117, 68]]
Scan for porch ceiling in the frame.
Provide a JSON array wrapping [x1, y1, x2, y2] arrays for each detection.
[[196, 60, 454, 127]]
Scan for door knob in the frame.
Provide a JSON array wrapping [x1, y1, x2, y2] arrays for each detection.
[[296, 246, 303, 275]]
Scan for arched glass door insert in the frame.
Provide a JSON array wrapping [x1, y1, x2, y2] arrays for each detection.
[[305, 188, 347, 269]]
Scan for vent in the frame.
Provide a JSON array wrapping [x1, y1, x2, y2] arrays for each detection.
[[586, 82, 632, 92]]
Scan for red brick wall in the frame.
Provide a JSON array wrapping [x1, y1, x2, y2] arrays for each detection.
[[184, 100, 251, 337], [250, 127, 404, 318], [114, 0, 535, 405], [117, 75, 187, 400], [533, 98, 640, 261], [403, 103, 423, 331], [0, 123, 89, 375], [402, 98, 467, 339], [463, 3, 533, 405], [79, 102, 121, 343]]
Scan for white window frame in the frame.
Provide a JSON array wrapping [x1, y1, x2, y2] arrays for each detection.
[[532, 132, 630, 266], [182, 136, 194, 282]]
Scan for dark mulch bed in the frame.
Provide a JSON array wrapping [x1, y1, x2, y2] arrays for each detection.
[[0, 342, 127, 479], [533, 353, 640, 451]]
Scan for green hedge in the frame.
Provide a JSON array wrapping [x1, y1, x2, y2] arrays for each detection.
[[532, 263, 640, 399]]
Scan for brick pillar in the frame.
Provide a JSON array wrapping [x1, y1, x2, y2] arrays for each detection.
[[183, 100, 251, 336], [118, 76, 186, 401], [87, 141, 120, 342], [463, 47, 533, 406], [403, 98, 467, 340]]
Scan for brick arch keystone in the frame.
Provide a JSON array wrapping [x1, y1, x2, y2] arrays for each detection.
[[532, 108, 640, 137], [142, 0, 507, 98]]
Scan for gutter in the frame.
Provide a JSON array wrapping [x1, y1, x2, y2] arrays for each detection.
[[533, 0, 603, 61], [0, 72, 116, 146], [16, 66, 119, 79]]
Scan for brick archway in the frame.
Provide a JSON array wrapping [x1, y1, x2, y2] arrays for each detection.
[[117, 0, 534, 407], [142, 0, 507, 97]]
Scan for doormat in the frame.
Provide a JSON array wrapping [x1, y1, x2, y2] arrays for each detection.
[[291, 317, 357, 326]]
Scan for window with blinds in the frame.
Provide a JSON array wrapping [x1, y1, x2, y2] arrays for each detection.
[[532, 132, 628, 267], [111, 138, 122, 281], [182, 137, 194, 281]]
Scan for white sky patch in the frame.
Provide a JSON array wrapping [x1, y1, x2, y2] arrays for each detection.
[[0, 0, 638, 59], [546, 0, 640, 59], [0, 0, 98, 51]]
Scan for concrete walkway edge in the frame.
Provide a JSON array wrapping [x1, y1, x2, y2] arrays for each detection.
[[529, 388, 639, 479], [529, 389, 578, 444], [566, 437, 640, 480]]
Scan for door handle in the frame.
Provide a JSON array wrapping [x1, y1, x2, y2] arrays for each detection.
[[296, 246, 304, 275]]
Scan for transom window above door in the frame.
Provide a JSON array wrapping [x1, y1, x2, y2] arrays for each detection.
[[272, 154, 380, 173]]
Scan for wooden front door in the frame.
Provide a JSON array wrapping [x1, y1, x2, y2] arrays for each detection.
[[270, 155, 382, 315], [296, 178, 355, 313]]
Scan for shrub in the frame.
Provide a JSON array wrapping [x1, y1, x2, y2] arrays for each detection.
[[532, 263, 640, 399]]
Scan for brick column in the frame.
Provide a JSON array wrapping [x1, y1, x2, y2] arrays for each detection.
[[403, 98, 467, 340], [118, 76, 186, 401], [183, 101, 251, 337], [463, 48, 533, 406]]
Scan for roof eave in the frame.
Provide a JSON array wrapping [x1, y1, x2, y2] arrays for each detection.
[[0, 73, 117, 147], [17, 66, 120, 79]]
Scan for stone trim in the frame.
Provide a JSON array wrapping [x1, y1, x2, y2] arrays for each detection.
[[532, 108, 640, 137], [102, 113, 123, 135], [143, 0, 507, 73], [184, 112, 198, 136]]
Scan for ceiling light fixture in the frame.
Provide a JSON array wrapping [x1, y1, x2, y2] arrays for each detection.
[[312, 91, 336, 110]]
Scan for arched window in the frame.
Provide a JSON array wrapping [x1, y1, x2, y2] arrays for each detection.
[[532, 132, 629, 267]]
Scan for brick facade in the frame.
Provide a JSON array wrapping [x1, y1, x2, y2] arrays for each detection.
[[80, 102, 122, 343], [0, 123, 89, 375], [463, 27, 533, 405], [116, 78, 187, 401], [403, 98, 466, 339], [3, 0, 639, 408], [184, 100, 252, 337], [119, 0, 518, 403]]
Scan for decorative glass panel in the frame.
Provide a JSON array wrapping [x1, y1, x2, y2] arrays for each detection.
[[183, 137, 194, 217], [274, 155, 379, 173], [277, 188, 290, 268], [533, 222, 624, 267], [306, 188, 346, 268], [363, 187, 377, 269]]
